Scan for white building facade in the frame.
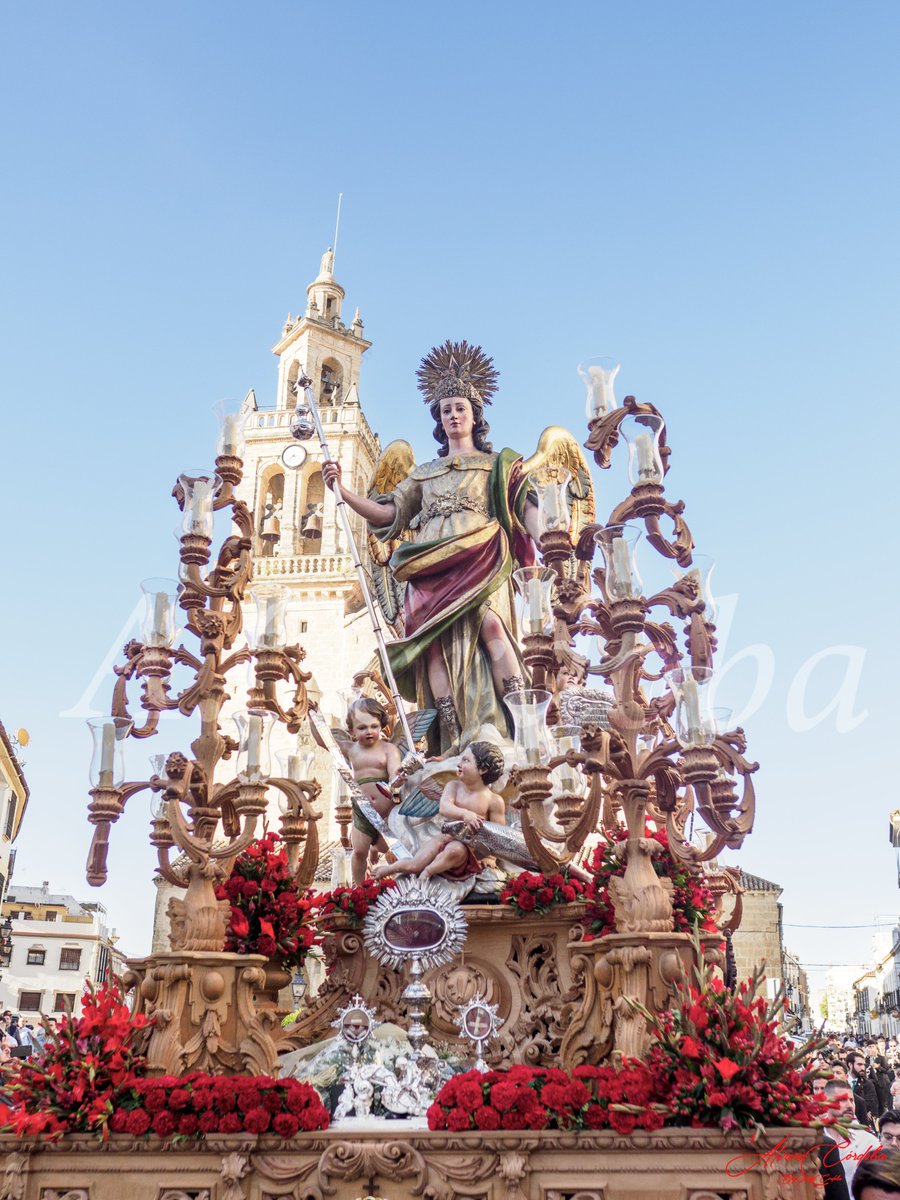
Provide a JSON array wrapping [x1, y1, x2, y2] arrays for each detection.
[[0, 884, 122, 1018]]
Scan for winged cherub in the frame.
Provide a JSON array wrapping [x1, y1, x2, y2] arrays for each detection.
[[322, 340, 593, 756]]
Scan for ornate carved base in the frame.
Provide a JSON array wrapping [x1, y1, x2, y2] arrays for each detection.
[[123, 951, 280, 1076], [0, 1127, 821, 1200], [561, 930, 725, 1068], [280, 906, 586, 1068]]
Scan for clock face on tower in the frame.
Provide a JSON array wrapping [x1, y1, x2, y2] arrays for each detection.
[[281, 444, 308, 470]]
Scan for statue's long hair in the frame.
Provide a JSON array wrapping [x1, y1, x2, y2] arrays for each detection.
[[429, 397, 493, 458]]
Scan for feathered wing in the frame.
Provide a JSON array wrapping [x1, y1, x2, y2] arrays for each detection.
[[390, 708, 437, 755], [397, 772, 444, 819], [365, 439, 416, 636], [521, 426, 596, 580]]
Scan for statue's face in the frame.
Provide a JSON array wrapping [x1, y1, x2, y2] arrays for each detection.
[[349, 710, 382, 747], [439, 395, 474, 441], [457, 747, 482, 785]]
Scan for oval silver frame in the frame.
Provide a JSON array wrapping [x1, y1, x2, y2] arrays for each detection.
[[363, 877, 468, 972]]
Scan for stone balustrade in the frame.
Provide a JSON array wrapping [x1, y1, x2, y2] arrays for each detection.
[[254, 554, 352, 579]]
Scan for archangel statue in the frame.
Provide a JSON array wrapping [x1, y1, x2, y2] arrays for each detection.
[[323, 339, 593, 755]]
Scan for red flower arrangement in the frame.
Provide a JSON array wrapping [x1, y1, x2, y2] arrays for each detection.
[[312, 877, 397, 927], [215, 831, 319, 970], [110, 1073, 329, 1139], [426, 1063, 665, 1134], [0, 980, 148, 1140], [583, 826, 719, 939], [499, 869, 585, 917], [638, 933, 832, 1132]]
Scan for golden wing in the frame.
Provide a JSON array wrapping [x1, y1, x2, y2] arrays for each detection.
[[521, 427, 595, 581], [366, 439, 416, 636]]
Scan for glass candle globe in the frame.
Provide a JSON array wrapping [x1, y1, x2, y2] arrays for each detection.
[[214, 398, 250, 460], [277, 748, 316, 781], [530, 466, 571, 536], [665, 666, 716, 749], [550, 725, 585, 797], [139, 578, 180, 648], [513, 566, 556, 637], [621, 412, 664, 487], [233, 710, 276, 783], [248, 585, 290, 650], [595, 524, 643, 601], [506, 689, 552, 766], [578, 357, 620, 420], [87, 717, 132, 788], [177, 471, 220, 538]]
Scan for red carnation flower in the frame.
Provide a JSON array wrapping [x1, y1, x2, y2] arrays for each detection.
[[446, 1107, 471, 1131], [134, 1085, 161, 1112], [272, 1111, 300, 1137], [168, 1087, 191, 1111], [427, 1103, 448, 1130], [219, 1112, 242, 1134], [456, 1081, 484, 1112], [198, 1110, 220, 1134], [298, 1106, 327, 1131], [124, 1109, 151, 1136], [474, 1105, 501, 1130], [243, 1106, 271, 1134], [152, 1111, 176, 1137], [109, 1109, 129, 1133]]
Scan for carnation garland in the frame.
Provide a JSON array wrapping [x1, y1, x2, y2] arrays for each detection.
[[499, 869, 585, 917], [427, 1063, 664, 1134], [111, 1073, 329, 1139], [583, 826, 719, 939], [215, 830, 319, 970]]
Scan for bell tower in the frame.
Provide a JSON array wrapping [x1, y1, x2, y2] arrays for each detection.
[[234, 249, 382, 828], [242, 249, 377, 562]]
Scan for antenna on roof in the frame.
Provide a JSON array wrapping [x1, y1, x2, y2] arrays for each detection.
[[332, 193, 343, 265]]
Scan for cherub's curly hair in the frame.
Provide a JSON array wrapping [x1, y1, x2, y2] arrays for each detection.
[[346, 696, 389, 733], [468, 740, 506, 786]]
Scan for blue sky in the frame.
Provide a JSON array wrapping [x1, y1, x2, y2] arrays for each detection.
[[2, 2, 898, 983]]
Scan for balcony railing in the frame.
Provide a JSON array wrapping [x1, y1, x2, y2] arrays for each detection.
[[253, 554, 353, 579]]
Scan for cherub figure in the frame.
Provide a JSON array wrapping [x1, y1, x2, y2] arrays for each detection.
[[373, 741, 506, 882], [345, 697, 405, 886]]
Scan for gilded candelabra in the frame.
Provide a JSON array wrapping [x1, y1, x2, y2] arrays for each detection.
[[85, 405, 323, 1075], [507, 362, 758, 1063]]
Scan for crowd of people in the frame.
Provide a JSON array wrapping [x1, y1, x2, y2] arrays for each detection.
[[811, 1034, 900, 1199], [0, 1010, 57, 1064]]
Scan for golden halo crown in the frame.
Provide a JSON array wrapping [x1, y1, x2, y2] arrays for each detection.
[[417, 339, 499, 407]]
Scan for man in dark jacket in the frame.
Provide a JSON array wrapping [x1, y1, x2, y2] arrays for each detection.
[[871, 1055, 893, 1115], [848, 1051, 880, 1127]]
